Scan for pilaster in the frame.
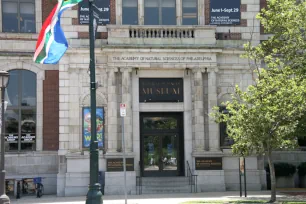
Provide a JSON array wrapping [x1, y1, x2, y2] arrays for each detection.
[[177, 0, 182, 25], [120, 68, 133, 152], [192, 69, 205, 152], [107, 68, 119, 153], [116, 0, 122, 25], [198, 0, 205, 25], [207, 68, 220, 151], [139, 0, 144, 25]]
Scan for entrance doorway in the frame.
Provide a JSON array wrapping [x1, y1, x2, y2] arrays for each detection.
[[140, 112, 184, 177]]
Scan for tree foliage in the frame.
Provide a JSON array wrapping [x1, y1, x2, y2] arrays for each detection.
[[211, 0, 306, 202], [212, 67, 306, 157], [245, 0, 306, 76]]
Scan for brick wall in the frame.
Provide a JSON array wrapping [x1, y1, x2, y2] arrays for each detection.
[[42, 0, 58, 22], [110, 0, 116, 24], [43, 70, 59, 151]]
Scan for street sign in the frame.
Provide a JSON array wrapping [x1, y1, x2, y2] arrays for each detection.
[[120, 103, 126, 117], [79, 0, 110, 25]]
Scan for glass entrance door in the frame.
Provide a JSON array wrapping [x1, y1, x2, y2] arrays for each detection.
[[161, 135, 177, 172], [141, 112, 183, 177], [143, 134, 178, 176]]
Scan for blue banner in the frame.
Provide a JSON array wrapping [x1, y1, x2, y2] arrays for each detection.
[[210, 0, 241, 25], [83, 107, 104, 148]]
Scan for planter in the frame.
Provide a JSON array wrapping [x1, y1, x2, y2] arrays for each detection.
[[276, 176, 295, 188], [299, 176, 306, 188]]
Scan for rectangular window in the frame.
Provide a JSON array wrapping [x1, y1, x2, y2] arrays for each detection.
[[182, 0, 198, 25], [219, 107, 234, 148], [122, 0, 138, 25], [144, 0, 176, 25], [2, 0, 35, 33]]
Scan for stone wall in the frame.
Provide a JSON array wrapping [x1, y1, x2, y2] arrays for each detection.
[[5, 152, 58, 194]]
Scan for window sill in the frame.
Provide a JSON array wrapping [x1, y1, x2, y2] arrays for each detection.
[[0, 32, 38, 40]]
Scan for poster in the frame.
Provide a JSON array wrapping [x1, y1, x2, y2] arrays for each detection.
[[210, 0, 241, 25], [83, 107, 104, 148], [78, 0, 110, 25]]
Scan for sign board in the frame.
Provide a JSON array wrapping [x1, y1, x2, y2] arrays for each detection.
[[120, 103, 126, 117], [139, 78, 184, 102], [239, 157, 245, 175], [109, 54, 215, 63], [79, 0, 110, 25], [210, 0, 241, 25], [82, 107, 104, 148], [21, 133, 36, 142], [106, 158, 134, 172], [195, 157, 223, 170], [5, 134, 18, 142]]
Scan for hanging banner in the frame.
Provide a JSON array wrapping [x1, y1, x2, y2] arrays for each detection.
[[83, 107, 104, 148], [210, 0, 241, 25], [79, 0, 110, 25]]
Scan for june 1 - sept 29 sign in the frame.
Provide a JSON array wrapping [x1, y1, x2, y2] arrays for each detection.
[[83, 107, 104, 148], [210, 0, 241, 25], [78, 0, 110, 25]]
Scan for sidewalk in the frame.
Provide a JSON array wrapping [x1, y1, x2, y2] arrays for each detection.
[[9, 191, 306, 204]]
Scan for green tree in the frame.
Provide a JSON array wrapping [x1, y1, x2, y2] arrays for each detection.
[[211, 67, 306, 202], [216, 1, 306, 201], [246, 0, 306, 76]]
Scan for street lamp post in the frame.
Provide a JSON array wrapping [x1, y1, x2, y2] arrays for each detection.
[[85, 0, 102, 203], [0, 70, 10, 204]]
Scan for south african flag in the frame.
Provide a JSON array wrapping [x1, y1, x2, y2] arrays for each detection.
[[33, 0, 83, 64]]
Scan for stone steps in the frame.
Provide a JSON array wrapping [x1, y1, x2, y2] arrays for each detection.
[[140, 177, 191, 194]]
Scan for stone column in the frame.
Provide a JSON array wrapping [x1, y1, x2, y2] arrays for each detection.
[[121, 68, 133, 152], [193, 69, 205, 152], [208, 68, 220, 151], [107, 68, 118, 153], [139, 0, 144, 25]]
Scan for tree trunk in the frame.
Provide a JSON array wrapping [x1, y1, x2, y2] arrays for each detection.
[[267, 152, 276, 202]]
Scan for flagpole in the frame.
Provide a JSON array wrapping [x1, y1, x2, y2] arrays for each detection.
[[86, 0, 102, 203]]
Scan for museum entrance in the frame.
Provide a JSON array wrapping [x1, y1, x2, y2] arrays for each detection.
[[140, 112, 184, 177]]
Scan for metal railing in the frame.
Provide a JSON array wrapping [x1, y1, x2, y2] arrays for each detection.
[[186, 161, 197, 193], [136, 161, 142, 195]]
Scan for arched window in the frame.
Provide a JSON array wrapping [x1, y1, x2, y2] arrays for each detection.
[[4, 70, 36, 151]]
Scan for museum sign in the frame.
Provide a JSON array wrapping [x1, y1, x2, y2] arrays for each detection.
[[139, 78, 183, 102]]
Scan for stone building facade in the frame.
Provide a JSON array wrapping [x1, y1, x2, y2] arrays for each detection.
[[0, 0, 305, 197]]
